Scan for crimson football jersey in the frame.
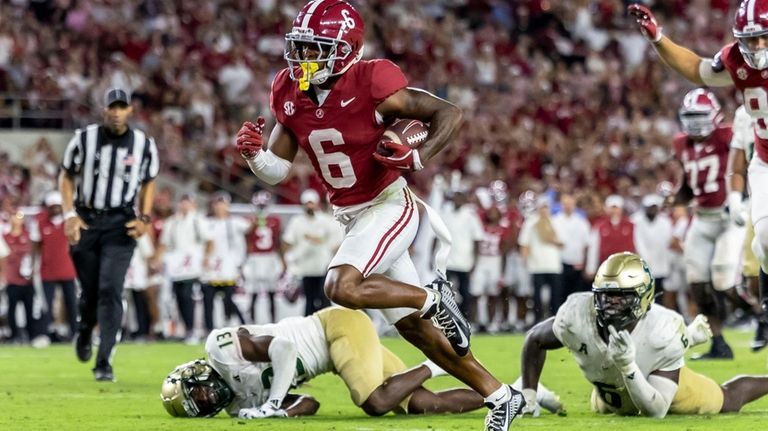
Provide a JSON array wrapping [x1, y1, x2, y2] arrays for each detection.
[[270, 60, 408, 207], [246, 215, 281, 254], [479, 224, 507, 257], [715, 42, 768, 163], [672, 124, 731, 209]]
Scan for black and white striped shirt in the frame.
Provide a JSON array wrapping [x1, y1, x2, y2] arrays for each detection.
[[61, 124, 159, 210]]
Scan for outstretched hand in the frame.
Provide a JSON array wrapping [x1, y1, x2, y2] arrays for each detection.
[[628, 4, 663, 43]]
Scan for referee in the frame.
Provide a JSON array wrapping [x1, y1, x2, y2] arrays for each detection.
[[59, 88, 159, 382]]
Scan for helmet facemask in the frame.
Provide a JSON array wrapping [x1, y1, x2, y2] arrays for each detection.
[[594, 289, 644, 329], [679, 111, 718, 138], [284, 29, 361, 89], [735, 19, 768, 70], [161, 360, 233, 418], [678, 89, 722, 139]]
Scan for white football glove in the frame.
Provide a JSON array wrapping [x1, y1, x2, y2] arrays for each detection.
[[686, 314, 713, 347], [607, 326, 636, 372], [238, 400, 288, 419], [728, 191, 746, 226], [520, 388, 541, 417]]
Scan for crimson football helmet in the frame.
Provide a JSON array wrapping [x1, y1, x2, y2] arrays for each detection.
[[734, 0, 768, 69], [678, 88, 722, 138], [284, 0, 365, 86]]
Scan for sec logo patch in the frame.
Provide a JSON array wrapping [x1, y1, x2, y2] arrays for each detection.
[[284, 101, 295, 116]]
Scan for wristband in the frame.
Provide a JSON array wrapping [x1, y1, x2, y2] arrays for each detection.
[[139, 214, 151, 224], [64, 210, 78, 220]]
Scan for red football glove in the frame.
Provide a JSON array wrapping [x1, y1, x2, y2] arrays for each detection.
[[628, 4, 662, 43], [373, 141, 424, 171], [236, 118, 266, 160]]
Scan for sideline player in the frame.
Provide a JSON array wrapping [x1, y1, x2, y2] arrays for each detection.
[[472, 205, 508, 332], [162, 307, 562, 418], [520, 252, 768, 418], [670, 89, 738, 359], [243, 190, 285, 323], [629, 0, 768, 324], [235, 2, 523, 428]]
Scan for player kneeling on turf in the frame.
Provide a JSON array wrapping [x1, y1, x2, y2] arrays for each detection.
[[521, 252, 768, 418]]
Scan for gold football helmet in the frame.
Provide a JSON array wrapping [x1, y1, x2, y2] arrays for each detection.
[[160, 359, 234, 418], [592, 252, 655, 329]]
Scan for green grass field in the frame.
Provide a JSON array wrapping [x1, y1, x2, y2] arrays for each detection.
[[1, 329, 766, 431]]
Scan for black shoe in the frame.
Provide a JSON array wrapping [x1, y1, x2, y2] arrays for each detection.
[[422, 278, 472, 356], [484, 386, 526, 431], [93, 366, 116, 382], [752, 321, 768, 352], [691, 341, 734, 360], [75, 330, 92, 362]]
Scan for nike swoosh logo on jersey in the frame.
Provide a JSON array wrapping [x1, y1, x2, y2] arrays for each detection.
[[341, 97, 356, 107]]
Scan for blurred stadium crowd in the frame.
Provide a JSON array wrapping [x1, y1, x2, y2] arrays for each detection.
[[0, 0, 753, 344]]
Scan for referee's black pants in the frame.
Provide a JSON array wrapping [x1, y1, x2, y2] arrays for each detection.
[[70, 208, 136, 369]]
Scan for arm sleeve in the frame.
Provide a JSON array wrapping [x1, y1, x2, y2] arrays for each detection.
[[620, 363, 678, 418], [61, 130, 83, 175], [699, 58, 734, 87], [266, 337, 299, 406], [246, 149, 293, 185]]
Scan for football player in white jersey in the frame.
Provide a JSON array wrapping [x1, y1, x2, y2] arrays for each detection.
[[729, 105, 768, 350], [161, 307, 507, 419], [520, 252, 768, 418]]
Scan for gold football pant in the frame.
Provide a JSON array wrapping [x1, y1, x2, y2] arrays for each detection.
[[317, 307, 411, 413]]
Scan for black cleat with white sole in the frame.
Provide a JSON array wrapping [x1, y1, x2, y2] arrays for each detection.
[[484, 386, 526, 431], [422, 278, 472, 356]]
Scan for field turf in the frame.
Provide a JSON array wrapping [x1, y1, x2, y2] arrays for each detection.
[[1, 329, 766, 430]]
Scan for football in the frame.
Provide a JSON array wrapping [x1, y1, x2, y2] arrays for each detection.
[[377, 119, 429, 156]]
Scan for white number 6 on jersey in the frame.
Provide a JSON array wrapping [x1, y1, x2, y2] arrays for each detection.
[[308, 128, 357, 189]]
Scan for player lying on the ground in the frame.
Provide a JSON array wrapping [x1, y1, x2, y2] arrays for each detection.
[[161, 307, 563, 418], [520, 252, 768, 418]]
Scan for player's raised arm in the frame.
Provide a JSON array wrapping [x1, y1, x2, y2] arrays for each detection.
[[521, 317, 563, 413], [236, 118, 299, 185], [237, 331, 298, 419], [628, 4, 733, 87], [376, 87, 463, 162], [606, 326, 679, 418]]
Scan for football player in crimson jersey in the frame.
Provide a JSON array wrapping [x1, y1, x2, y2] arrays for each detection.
[[235, 1, 524, 429], [669, 89, 737, 360], [629, 0, 768, 323], [472, 205, 509, 333], [243, 191, 286, 324]]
